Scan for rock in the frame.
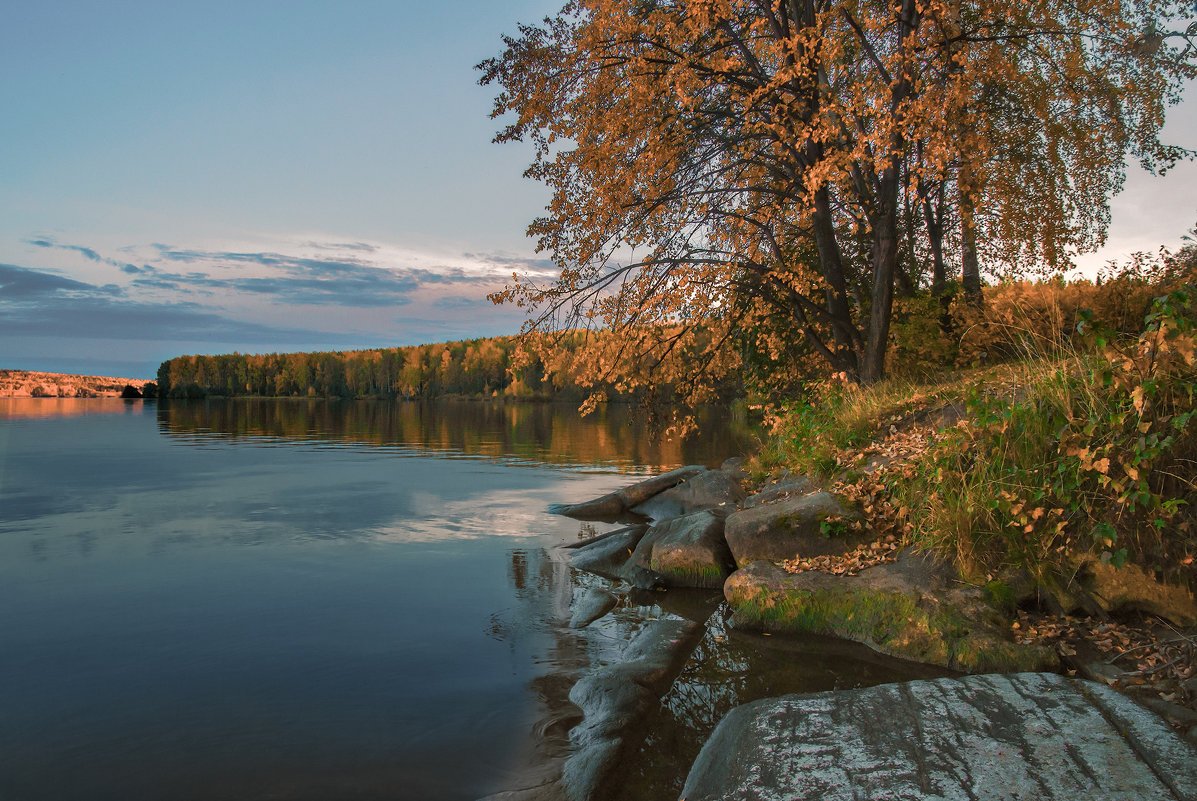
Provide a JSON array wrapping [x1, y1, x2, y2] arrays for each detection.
[[1077, 659, 1127, 685], [562, 617, 703, 801], [740, 474, 817, 509], [630, 469, 746, 520], [614, 465, 707, 508], [569, 525, 648, 581], [1082, 559, 1197, 627], [549, 466, 706, 520], [724, 553, 1056, 673], [724, 491, 861, 567], [568, 588, 618, 629], [1138, 696, 1197, 729], [720, 456, 749, 482], [548, 493, 626, 520], [682, 673, 1197, 801], [621, 510, 735, 590]]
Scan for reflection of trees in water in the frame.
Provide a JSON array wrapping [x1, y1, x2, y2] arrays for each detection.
[[607, 610, 955, 801], [156, 398, 752, 469]]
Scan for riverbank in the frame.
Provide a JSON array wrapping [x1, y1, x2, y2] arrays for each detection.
[[550, 365, 1197, 797], [0, 369, 152, 398]]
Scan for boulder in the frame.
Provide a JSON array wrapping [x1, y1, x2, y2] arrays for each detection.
[[740, 474, 817, 509], [1082, 559, 1197, 627], [724, 491, 861, 567], [724, 552, 1056, 673], [549, 466, 706, 520], [568, 525, 648, 581], [621, 510, 735, 590], [681, 673, 1197, 801], [568, 588, 618, 629], [562, 617, 703, 801], [720, 456, 749, 480], [630, 469, 746, 520]]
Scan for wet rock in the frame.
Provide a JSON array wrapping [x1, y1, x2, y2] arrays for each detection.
[[550, 466, 706, 520], [630, 469, 746, 520], [1138, 696, 1197, 730], [562, 617, 703, 801], [614, 465, 707, 508], [682, 673, 1197, 801], [739, 474, 816, 509], [1082, 559, 1197, 627], [569, 525, 648, 581], [568, 588, 618, 629], [622, 510, 734, 590], [724, 491, 861, 567], [724, 552, 1056, 673]]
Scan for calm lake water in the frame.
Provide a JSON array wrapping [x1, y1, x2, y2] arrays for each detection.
[[0, 398, 946, 801], [0, 398, 749, 801]]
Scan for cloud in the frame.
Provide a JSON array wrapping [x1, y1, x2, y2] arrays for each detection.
[[0, 262, 98, 298], [0, 263, 347, 345], [123, 245, 501, 307], [28, 236, 146, 274], [431, 295, 489, 310], [463, 251, 558, 274]]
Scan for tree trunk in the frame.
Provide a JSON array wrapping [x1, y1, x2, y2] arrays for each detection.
[[812, 186, 862, 373], [922, 187, 946, 295], [960, 186, 982, 302]]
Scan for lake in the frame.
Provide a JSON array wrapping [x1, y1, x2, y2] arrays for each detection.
[[0, 398, 749, 800], [0, 398, 943, 801]]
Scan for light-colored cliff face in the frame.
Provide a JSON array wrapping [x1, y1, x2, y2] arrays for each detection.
[[0, 370, 150, 398]]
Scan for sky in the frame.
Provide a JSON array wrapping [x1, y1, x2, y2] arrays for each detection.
[[1, 2, 1194, 379]]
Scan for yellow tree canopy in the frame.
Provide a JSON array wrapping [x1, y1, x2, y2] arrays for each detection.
[[480, 0, 1195, 394]]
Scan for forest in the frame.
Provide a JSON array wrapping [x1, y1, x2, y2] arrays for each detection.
[[154, 332, 710, 401]]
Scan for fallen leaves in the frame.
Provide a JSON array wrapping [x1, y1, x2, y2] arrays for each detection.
[[780, 536, 902, 576], [1012, 609, 1197, 714]]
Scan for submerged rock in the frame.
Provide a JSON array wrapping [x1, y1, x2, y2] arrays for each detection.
[[630, 469, 746, 520], [550, 466, 706, 520], [724, 551, 1056, 673], [724, 490, 861, 567], [681, 672, 1197, 801], [562, 617, 704, 801], [568, 588, 618, 629], [621, 510, 735, 590]]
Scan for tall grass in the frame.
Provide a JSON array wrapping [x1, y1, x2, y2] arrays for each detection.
[[760, 288, 1197, 587]]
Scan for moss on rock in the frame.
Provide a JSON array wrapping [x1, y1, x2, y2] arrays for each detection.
[[725, 556, 1057, 674]]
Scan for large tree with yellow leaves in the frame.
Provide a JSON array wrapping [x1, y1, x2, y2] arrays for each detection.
[[480, 0, 1194, 391]]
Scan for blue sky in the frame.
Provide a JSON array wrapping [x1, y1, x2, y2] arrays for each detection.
[[1, 2, 1194, 378]]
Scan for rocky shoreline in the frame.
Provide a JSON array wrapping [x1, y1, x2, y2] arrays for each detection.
[[546, 462, 1197, 800]]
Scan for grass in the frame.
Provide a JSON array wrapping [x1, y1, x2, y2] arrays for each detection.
[[755, 290, 1197, 595]]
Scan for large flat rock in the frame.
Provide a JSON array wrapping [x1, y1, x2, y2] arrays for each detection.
[[682, 672, 1197, 801]]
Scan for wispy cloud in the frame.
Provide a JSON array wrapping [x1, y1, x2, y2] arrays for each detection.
[[1, 263, 347, 345], [1, 263, 123, 298]]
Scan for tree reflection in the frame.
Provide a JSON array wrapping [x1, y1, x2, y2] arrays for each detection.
[[156, 398, 752, 470]]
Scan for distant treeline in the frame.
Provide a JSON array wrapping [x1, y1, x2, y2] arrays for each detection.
[[155, 335, 648, 401]]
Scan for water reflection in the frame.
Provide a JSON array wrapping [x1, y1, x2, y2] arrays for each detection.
[[0, 397, 145, 419], [603, 612, 956, 801], [155, 398, 752, 470]]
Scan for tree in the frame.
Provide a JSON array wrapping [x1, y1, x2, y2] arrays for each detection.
[[480, 0, 1194, 391]]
